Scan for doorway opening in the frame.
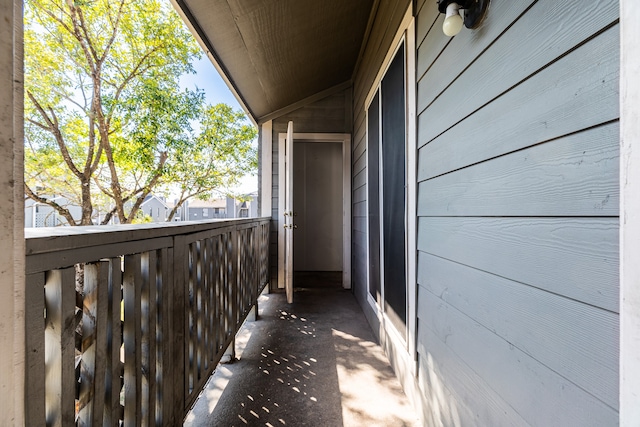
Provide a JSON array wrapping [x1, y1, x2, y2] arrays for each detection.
[[277, 132, 352, 300], [293, 142, 343, 286]]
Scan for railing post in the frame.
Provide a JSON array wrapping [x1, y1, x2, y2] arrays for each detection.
[[25, 272, 46, 427]]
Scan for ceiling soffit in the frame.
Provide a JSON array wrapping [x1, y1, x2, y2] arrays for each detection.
[[177, 0, 374, 122]]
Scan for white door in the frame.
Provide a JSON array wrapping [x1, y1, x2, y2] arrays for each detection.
[[284, 121, 295, 303]]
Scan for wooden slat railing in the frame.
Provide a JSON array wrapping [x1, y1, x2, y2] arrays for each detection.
[[24, 218, 270, 426]]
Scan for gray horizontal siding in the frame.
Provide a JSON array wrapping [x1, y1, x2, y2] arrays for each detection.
[[418, 122, 619, 217], [418, 252, 618, 409], [417, 217, 619, 312], [417, 326, 529, 426], [417, 289, 618, 426], [415, 0, 619, 423], [417, 0, 617, 121], [418, 25, 619, 180]]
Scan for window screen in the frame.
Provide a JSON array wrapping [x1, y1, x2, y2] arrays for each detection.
[[381, 43, 406, 334]]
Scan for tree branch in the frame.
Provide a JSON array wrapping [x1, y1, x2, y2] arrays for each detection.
[[27, 91, 83, 178], [25, 183, 78, 226]]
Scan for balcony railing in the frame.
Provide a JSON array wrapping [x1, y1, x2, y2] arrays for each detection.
[[24, 218, 270, 426]]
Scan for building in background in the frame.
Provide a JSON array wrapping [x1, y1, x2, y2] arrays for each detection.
[[140, 194, 170, 223], [24, 196, 82, 227]]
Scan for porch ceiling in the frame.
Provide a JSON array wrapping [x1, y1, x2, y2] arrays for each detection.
[[173, 0, 374, 123]]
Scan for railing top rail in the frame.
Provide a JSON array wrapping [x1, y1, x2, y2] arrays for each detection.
[[26, 217, 271, 256]]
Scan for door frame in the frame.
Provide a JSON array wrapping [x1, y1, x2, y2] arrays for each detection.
[[277, 132, 352, 290]]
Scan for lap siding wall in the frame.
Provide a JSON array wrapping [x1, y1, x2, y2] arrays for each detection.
[[414, 0, 619, 424]]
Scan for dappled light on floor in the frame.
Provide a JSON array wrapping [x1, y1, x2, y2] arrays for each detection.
[[332, 329, 417, 427], [184, 276, 419, 426]]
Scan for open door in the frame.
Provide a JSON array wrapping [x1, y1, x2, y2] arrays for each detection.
[[284, 121, 295, 303]]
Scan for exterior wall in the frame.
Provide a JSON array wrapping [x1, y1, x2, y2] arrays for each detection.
[[188, 207, 225, 220], [0, 0, 24, 423], [351, 0, 411, 343], [141, 197, 169, 222], [414, 0, 619, 425], [24, 197, 84, 227], [226, 196, 235, 218], [268, 88, 352, 287]]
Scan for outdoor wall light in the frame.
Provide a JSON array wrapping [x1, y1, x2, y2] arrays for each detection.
[[437, 0, 490, 37]]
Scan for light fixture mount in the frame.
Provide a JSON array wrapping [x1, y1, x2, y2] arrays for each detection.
[[437, 0, 490, 30]]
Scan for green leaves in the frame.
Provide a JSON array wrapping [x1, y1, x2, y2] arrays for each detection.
[[24, 0, 256, 225]]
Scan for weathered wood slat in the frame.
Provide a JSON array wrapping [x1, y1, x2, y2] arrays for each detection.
[[44, 268, 76, 427], [162, 247, 174, 425], [188, 242, 197, 396], [196, 242, 204, 388], [172, 236, 187, 423], [104, 258, 123, 427], [26, 237, 173, 275], [417, 217, 619, 312], [140, 254, 151, 426], [418, 24, 620, 179], [203, 238, 211, 372], [212, 236, 220, 356], [141, 250, 158, 427], [25, 272, 46, 427], [25, 218, 266, 255], [123, 254, 143, 426], [232, 229, 239, 329], [418, 289, 618, 426], [78, 262, 109, 427], [418, 252, 619, 408], [418, 122, 619, 216]]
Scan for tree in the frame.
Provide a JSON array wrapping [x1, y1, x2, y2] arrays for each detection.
[[164, 104, 258, 221], [24, 0, 256, 225]]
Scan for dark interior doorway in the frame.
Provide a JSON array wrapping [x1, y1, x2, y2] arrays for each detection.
[[293, 141, 344, 287]]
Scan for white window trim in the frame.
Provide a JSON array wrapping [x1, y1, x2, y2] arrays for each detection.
[[363, 5, 417, 365]]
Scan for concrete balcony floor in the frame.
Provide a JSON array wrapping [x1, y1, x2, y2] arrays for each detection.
[[184, 273, 419, 427]]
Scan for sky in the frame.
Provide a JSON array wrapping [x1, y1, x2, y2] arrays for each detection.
[[179, 56, 258, 195], [179, 55, 242, 110]]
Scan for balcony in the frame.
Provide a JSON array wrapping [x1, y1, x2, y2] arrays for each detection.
[[24, 219, 415, 426], [25, 218, 270, 426]]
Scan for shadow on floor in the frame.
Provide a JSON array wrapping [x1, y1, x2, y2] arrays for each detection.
[[184, 273, 418, 427]]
